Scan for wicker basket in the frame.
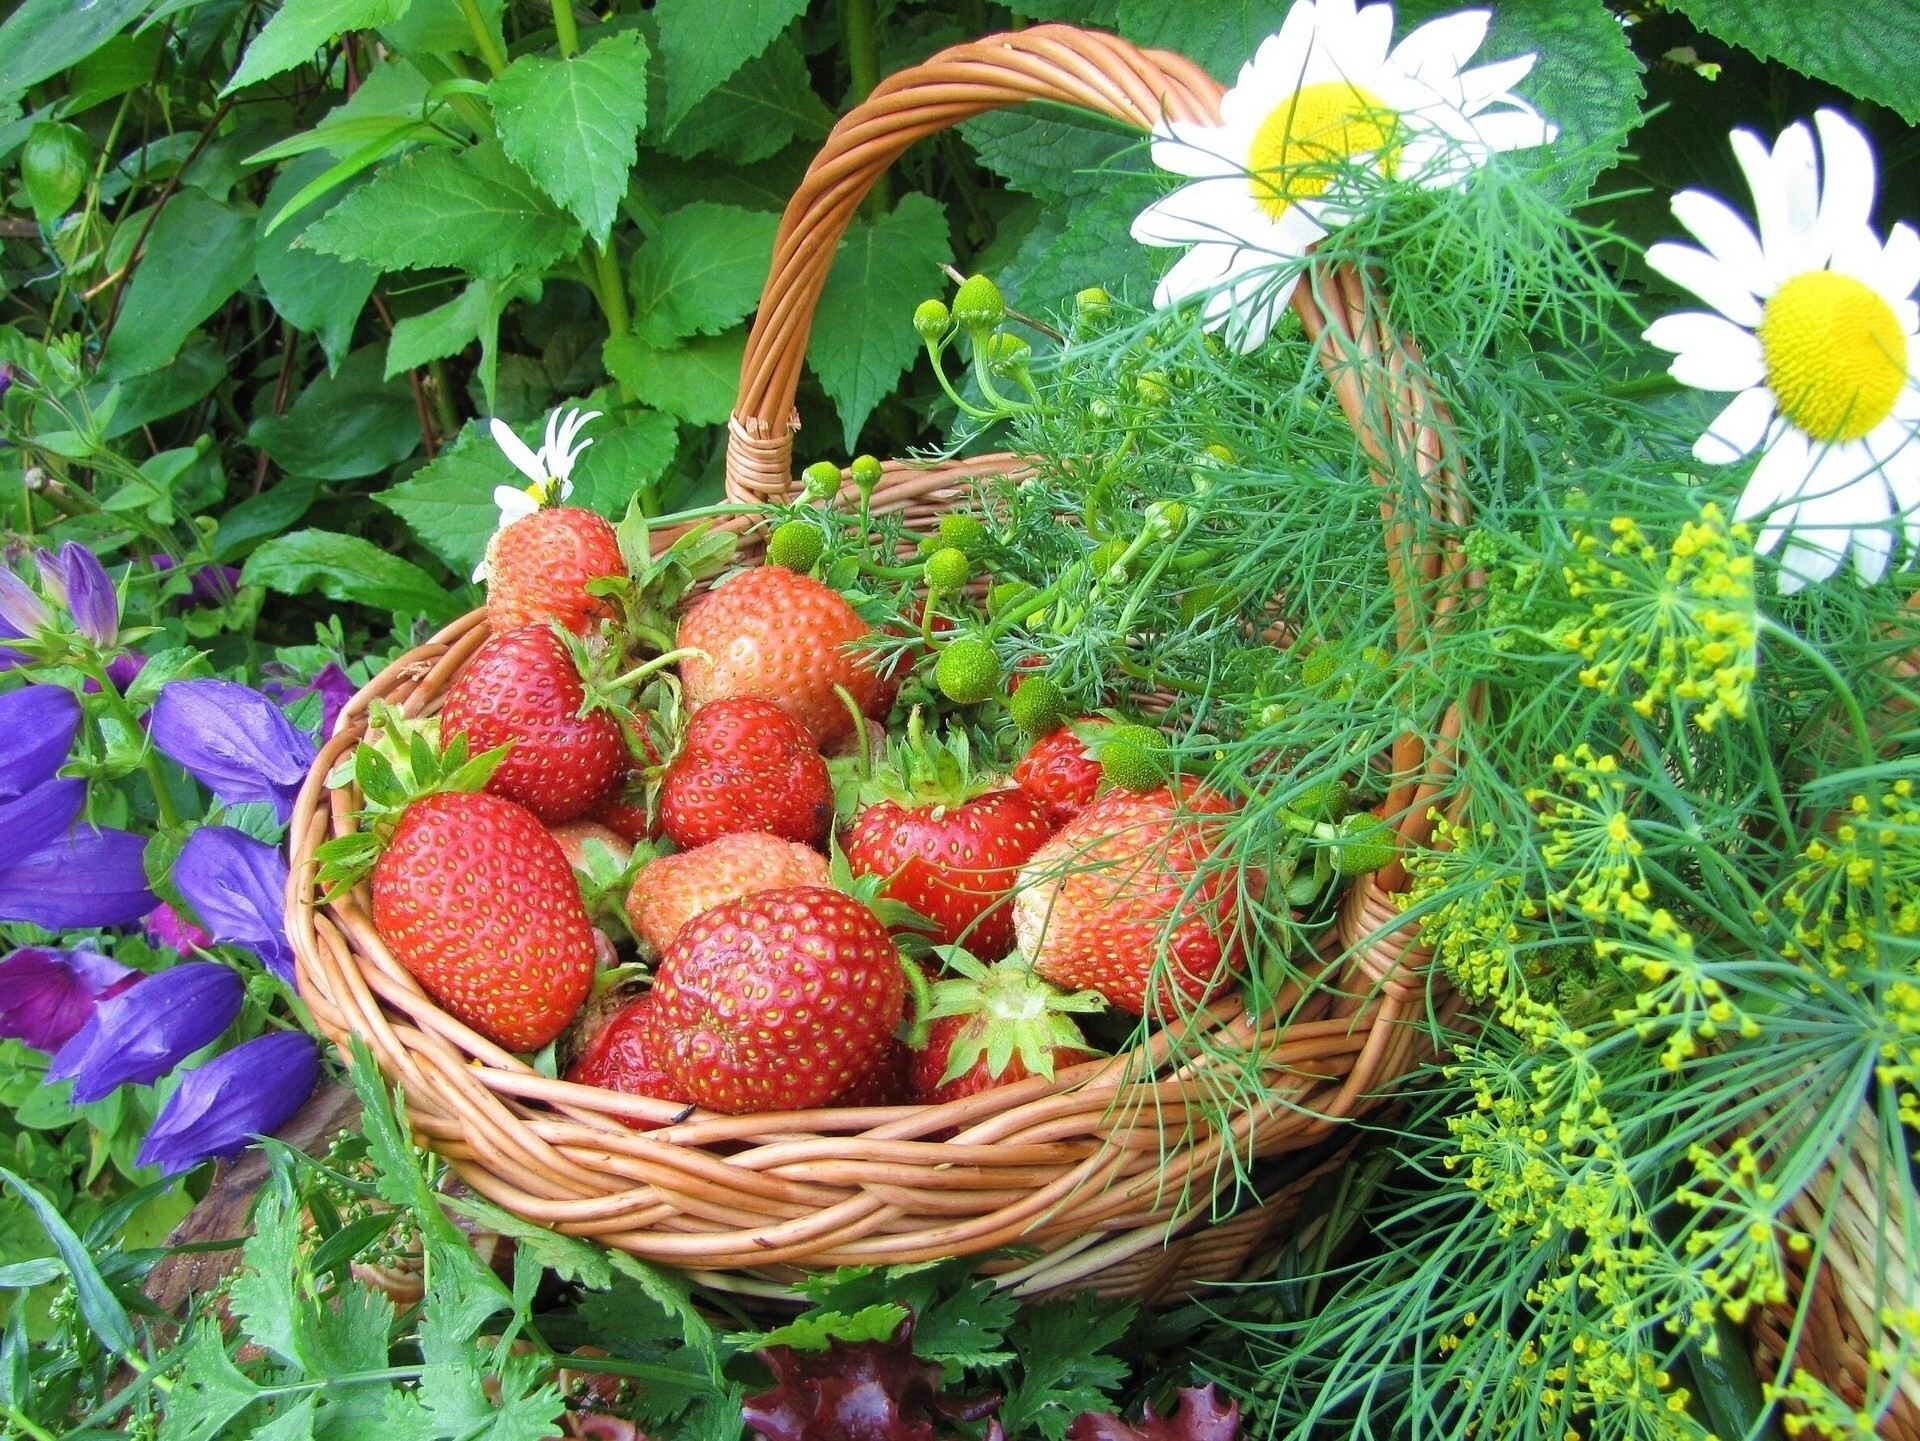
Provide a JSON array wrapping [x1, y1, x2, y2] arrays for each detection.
[[286, 25, 1474, 1301]]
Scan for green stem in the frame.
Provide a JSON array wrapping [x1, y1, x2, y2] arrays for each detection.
[[426, 358, 461, 439], [1759, 615, 1876, 769], [454, 0, 510, 76], [842, 0, 888, 215], [987, 562, 1084, 641], [590, 243, 628, 337], [6, 1408, 58, 1441], [608, 646, 706, 691], [79, 657, 184, 828], [549, 0, 581, 56], [927, 340, 1000, 422], [641, 502, 765, 526]]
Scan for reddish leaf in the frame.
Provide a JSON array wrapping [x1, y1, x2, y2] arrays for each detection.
[[742, 1317, 998, 1441], [1066, 1384, 1241, 1441]]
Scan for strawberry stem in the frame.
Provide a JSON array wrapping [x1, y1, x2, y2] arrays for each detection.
[[898, 952, 934, 1051], [608, 646, 707, 691]]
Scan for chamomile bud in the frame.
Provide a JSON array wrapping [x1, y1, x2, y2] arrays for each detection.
[[937, 512, 986, 555], [913, 298, 951, 342], [767, 520, 824, 572], [1334, 813, 1396, 878], [923, 546, 971, 592], [1145, 500, 1185, 539], [1088, 540, 1129, 583], [952, 274, 1006, 332], [934, 636, 1001, 705], [1135, 371, 1170, 406], [802, 460, 842, 502], [1099, 724, 1169, 793], [1008, 675, 1068, 737], [985, 331, 1031, 378], [1075, 286, 1111, 324], [849, 454, 883, 503]]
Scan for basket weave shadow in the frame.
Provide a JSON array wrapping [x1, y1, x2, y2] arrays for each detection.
[[287, 24, 1476, 1301]]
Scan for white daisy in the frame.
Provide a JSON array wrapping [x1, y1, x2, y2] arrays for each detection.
[[1644, 110, 1920, 592], [1130, 0, 1555, 351], [473, 406, 600, 581]]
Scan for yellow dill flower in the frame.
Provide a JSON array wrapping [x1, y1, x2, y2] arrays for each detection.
[[1528, 746, 1655, 925], [1560, 504, 1757, 733], [1672, 1137, 1803, 1325]]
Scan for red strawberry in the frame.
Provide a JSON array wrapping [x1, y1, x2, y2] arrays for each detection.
[[1012, 780, 1244, 1017], [625, 831, 830, 955], [440, 626, 628, 824], [1013, 720, 1104, 827], [371, 791, 596, 1051], [831, 1038, 915, 1107], [676, 565, 887, 747], [844, 719, 1051, 958], [549, 820, 633, 872], [659, 697, 831, 850], [565, 994, 692, 1127], [484, 506, 625, 635], [909, 952, 1103, 1104], [646, 886, 904, 1113], [591, 791, 656, 844]]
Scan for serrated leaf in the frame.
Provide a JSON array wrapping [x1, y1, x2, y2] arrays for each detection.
[[571, 409, 679, 516], [385, 275, 539, 410], [303, 140, 584, 279], [809, 192, 953, 450], [226, 0, 410, 95], [102, 190, 255, 379], [249, 343, 420, 481], [630, 203, 780, 346], [490, 30, 650, 244], [250, 1395, 318, 1441], [1669, 0, 1920, 124], [1000, 183, 1158, 314], [158, 1324, 261, 1441], [379, 0, 503, 60], [999, 1293, 1135, 1441], [658, 35, 832, 164], [959, 107, 1146, 206], [242, 529, 464, 623], [747, 1304, 909, 1353], [655, 0, 809, 128], [604, 329, 745, 426], [227, 1188, 305, 1366]]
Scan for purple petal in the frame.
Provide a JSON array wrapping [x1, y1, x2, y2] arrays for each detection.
[[0, 947, 137, 1052], [173, 827, 295, 982], [57, 542, 118, 646], [105, 653, 147, 693], [0, 571, 50, 638], [186, 566, 242, 609], [149, 680, 317, 824], [0, 775, 86, 858], [0, 823, 158, 930], [145, 902, 212, 956], [307, 663, 357, 738], [0, 363, 14, 403], [136, 1031, 320, 1176], [46, 962, 242, 1103], [0, 685, 81, 801]]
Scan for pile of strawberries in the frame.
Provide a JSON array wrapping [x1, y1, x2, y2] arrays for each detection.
[[322, 486, 1265, 1123]]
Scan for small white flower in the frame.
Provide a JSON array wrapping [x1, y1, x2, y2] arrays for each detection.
[[1644, 110, 1920, 593], [472, 406, 601, 581], [1130, 0, 1555, 351]]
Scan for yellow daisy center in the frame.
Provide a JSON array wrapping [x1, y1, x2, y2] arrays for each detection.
[[1246, 81, 1400, 222], [1757, 270, 1906, 443]]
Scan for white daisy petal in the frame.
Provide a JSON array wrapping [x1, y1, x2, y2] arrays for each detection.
[[1149, 121, 1247, 179], [1457, 106, 1553, 156], [1767, 120, 1820, 274], [493, 485, 539, 526], [541, 407, 562, 466], [1645, 311, 1765, 390], [1346, 0, 1398, 71], [1846, 508, 1896, 583], [1811, 109, 1878, 264], [1644, 243, 1764, 328], [1776, 534, 1842, 592], [1878, 222, 1920, 303], [1737, 424, 1811, 524], [1455, 54, 1536, 113], [490, 418, 545, 485], [1696, 386, 1778, 464], [1391, 8, 1490, 85], [1132, 182, 1270, 247], [1878, 442, 1920, 552], [1669, 190, 1770, 297]]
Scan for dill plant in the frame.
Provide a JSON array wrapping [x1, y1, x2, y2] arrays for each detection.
[[822, 133, 1920, 1440]]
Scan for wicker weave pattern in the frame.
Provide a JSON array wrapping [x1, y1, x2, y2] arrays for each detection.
[[288, 25, 1469, 1298]]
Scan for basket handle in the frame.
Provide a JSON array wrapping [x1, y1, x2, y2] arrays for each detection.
[[723, 25, 1222, 503]]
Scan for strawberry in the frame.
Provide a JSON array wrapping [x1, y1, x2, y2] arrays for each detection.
[[591, 791, 656, 844], [1013, 720, 1105, 827], [371, 790, 597, 1051], [565, 994, 692, 1127], [646, 886, 905, 1113], [483, 506, 626, 636], [659, 697, 832, 850], [831, 1038, 915, 1107], [1012, 780, 1244, 1017], [910, 953, 1103, 1105], [440, 625, 627, 824], [549, 820, 633, 872], [625, 831, 830, 956], [676, 565, 887, 747], [845, 720, 1051, 958]]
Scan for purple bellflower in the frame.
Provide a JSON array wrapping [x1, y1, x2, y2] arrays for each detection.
[[1, 775, 87, 858], [151, 554, 243, 609], [0, 684, 82, 799], [0, 613, 25, 671], [261, 661, 358, 739], [84, 652, 148, 697], [0, 816, 158, 930], [46, 961, 242, 1103], [149, 679, 317, 823], [45, 542, 119, 646], [0, 569, 51, 638], [146, 902, 212, 956], [173, 826, 296, 982], [136, 1030, 320, 1176], [0, 947, 137, 1052], [0, 362, 14, 402]]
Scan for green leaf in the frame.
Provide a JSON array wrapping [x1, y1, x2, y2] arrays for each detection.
[[999, 183, 1157, 314], [0, 1165, 136, 1357], [490, 29, 650, 245], [257, 151, 379, 373], [303, 140, 584, 279], [226, 0, 410, 95], [1112, 0, 1289, 82], [242, 529, 463, 622], [570, 410, 679, 517], [657, 35, 832, 164], [419, 1350, 564, 1441], [102, 190, 255, 379], [378, 0, 503, 59], [809, 192, 953, 450], [87, 332, 225, 438], [655, 0, 809, 129], [248, 344, 420, 481], [0, 0, 148, 104], [959, 107, 1146, 206], [250, 1395, 318, 1441], [214, 475, 319, 562], [386, 275, 539, 411], [158, 1324, 262, 1441], [998, 1293, 1135, 1441], [227, 1187, 305, 1366], [629, 202, 780, 346], [1669, 0, 1920, 124], [748, 1304, 908, 1352], [372, 419, 513, 575], [603, 329, 744, 426]]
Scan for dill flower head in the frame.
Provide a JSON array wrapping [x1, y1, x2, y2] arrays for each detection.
[[1528, 746, 1654, 926], [1560, 504, 1758, 734]]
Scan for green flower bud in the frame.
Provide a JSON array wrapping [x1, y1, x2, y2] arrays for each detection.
[[985, 331, 1031, 378], [923, 546, 971, 592], [1075, 286, 1111, 323], [913, 298, 951, 342], [1334, 812, 1396, 878], [952, 274, 1006, 332], [849, 454, 884, 500], [1088, 398, 1115, 422], [1088, 540, 1129, 582], [1008, 675, 1068, 737], [1145, 500, 1186, 540], [934, 636, 1002, 705], [1257, 701, 1288, 728], [802, 460, 842, 501], [1300, 645, 1342, 689], [766, 520, 824, 572], [1135, 371, 1170, 406], [1099, 724, 1169, 793], [987, 581, 1031, 620], [1294, 776, 1352, 821], [937, 512, 986, 555]]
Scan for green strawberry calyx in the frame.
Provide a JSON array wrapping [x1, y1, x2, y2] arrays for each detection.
[[923, 949, 1105, 1087], [857, 707, 1002, 814]]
